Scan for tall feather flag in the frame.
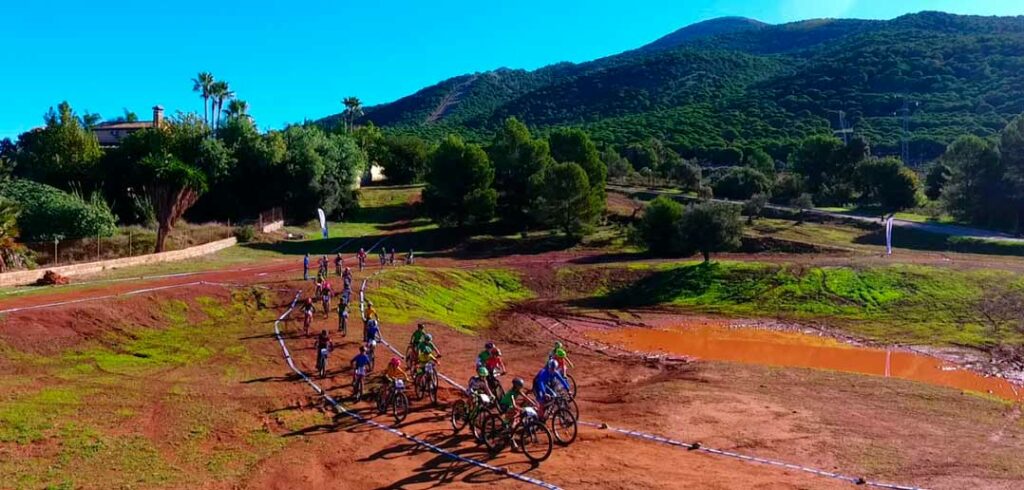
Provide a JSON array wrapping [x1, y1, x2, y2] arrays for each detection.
[[317, 208, 328, 239], [885, 216, 894, 255]]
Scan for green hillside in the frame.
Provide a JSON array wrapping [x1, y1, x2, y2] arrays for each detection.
[[325, 11, 1024, 162]]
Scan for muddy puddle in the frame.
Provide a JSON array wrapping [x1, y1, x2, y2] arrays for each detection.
[[591, 324, 1022, 402]]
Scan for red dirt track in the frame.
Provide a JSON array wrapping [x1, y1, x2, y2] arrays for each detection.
[[3, 249, 1022, 489]]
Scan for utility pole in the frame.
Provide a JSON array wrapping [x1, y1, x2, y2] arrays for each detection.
[[828, 109, 852, 144], [895, 99, 918, 166]]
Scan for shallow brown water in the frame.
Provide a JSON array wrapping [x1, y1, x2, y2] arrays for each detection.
[[591, 325, 1022, 402]]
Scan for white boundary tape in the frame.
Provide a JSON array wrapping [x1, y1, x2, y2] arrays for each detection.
[[359, 270, 926, 490], [271, 288, 562, 490]]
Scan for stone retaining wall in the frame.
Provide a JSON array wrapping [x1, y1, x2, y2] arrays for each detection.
[[0, 237, 238, 287]]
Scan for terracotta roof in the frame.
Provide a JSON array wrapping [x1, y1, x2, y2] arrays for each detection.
[[92, 121, 154, 130]]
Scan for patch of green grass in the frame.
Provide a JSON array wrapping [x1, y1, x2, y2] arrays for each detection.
[[368, 267, 532, 331], [0, 388, 80, 444], [596, 261, 1024, 348]]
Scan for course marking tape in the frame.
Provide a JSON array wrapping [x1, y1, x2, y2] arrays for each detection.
[[345, 254, 929, 490], [272, 288, 562, 490]]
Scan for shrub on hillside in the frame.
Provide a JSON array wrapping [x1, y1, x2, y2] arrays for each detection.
[[712, 166, 771, 200], [0, 179, 117, 241], [234, 224, 256, 243]]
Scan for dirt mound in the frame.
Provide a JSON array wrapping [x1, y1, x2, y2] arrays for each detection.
[[35, 270, 70, 286]]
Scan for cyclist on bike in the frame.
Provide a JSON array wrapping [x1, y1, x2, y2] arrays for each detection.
[[498, 377, 540, 432], [476, 342, 494, 370], [533, 359, 571, 406], [549, 341, 574, 375], [365, 318, 381, 344], [338, 303, 348, 335], [350, 345, 372, 385], [418, 333, 441, 358], [383, 357, 409, 384], [406, 249, 414, 265], [485, 346, 505, 377], [313, 274, 324, 297], [342, 265, 354, 290], [334, 253, 343, 276], [314, 329, 333, 370], [409, 323, 428, 349], [414, 340, 440, 378], [364, 301, 379, 322], [357, 248, 367, 270], [466, 366, 495, 399], [388, 248, 396, 265], [321, 281, 333, 316]]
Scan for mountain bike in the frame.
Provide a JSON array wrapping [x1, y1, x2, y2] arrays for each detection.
[[540, 391, 578, 445], [414, 361, 439, 405], [316, 347, 331, 379], [352, 367, 367, 401], [449, 391, 497, 442], [481, 407, 553, 463], [375, 379, 410, 424]]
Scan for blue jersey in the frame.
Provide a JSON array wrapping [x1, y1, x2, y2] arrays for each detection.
[[366, 324, 380, 340], [534, 368, 569, 392], [352, 354, 371, 369]]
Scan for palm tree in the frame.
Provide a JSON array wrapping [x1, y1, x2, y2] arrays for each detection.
[[223, 99, 250, 121], [0, 197, 20, 272], [191, 72, 215, 125], [209, 81, 235, 129], [342, 96, 363, 132]]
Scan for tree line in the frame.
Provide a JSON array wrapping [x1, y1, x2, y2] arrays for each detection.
[[0, 74, 368, 255]]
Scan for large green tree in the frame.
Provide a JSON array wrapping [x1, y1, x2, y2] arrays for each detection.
[[676, 202, 744, 263], [529, 162, 595, 238], [422, 135, 497, 228], [639, 195, 684, 255], [548, 128, 606, 219], [790, 135, 867, 206], [854, 157, 921, 212], [14, 101, 103, 189], [191, 72, 215, 125], [1000, 116, 1024, 231], [712, 166, 771, 200], [278, 125, 365, 220], [378, 134, 429, 184], [939, 135, 1007, 228], [488, 117, 553, 225]]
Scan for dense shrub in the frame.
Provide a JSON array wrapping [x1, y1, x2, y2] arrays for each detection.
[[234, 225, 256, 243], [0, 179, 117, 241], [712, 166, 772, 200]]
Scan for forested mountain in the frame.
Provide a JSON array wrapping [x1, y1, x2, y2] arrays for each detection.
[[322, 11, 1024, 163]]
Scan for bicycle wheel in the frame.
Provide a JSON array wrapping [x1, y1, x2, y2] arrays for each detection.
[[414, 377, 425, 400], [375, 389, 387, 414], [428, 375, 438, 405], [353, 378, 363, 402], [518, 421, 553, 463], [450, 399, 469, 433], [566, 374, 578, 398], [549, 407, 578, 446], [392, 391, 409, 424], [470, 409, 488, 442], [481, 414, 508, 454]]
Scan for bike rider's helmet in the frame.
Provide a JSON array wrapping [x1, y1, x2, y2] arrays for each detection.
[[359, 345, 366, 353], [424, 334, 433, 341], [485, 341, 495, 350], [390, 357, 402, 367], [369, 339, 378, 348], [321, 330, 328, 337], [493, 348, 502, 357], [305, 298, 313, 305], [512, 377, 525, 388], [417, 323, 425, 330], [367, 301, 373, 306], [546, 359, 558, 370], [554, 341, 563, 349], [477, 366, 489, 377]]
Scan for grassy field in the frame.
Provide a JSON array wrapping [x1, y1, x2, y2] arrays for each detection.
[[0, 291, 303, 489], [584, 260, 1024, 349], [364, 267, 532, 332]]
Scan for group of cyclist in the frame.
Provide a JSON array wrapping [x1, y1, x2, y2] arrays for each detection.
[[301, 247, 576, 445]]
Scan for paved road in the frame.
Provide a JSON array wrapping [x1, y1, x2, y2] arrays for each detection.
[[610, 184, 1024, 243]]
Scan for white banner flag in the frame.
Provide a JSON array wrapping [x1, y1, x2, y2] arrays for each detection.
[[885, 216, 894, 255], [317, 208, 328, 238]]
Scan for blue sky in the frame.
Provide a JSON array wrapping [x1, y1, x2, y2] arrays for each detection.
[[2, 0, 1022, 138]]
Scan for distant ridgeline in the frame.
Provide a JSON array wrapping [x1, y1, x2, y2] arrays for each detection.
[[319, 12, 1024, 164]]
